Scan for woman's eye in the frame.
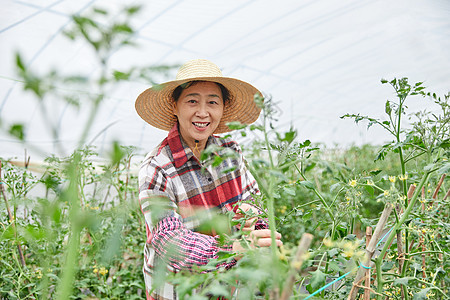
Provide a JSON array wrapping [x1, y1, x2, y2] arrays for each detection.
[[187, 99, 197, 103], [209, 100, 218, 105]]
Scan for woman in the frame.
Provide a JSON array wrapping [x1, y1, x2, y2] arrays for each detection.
[[135, 59, 282, 299]]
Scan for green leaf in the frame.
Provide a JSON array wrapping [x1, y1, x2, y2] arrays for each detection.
[[41, 174, 61, 190], [9, 123, 25, 140], [205, 281, 230, 298], [15, 53, 26, 72], [1, 226, 15, 240], [93, 7, 108, 15], [300, 139, 312, 148], [385, 100, 392, 115], [249, 124, 264, 131], [221, 166, 237, 173], [437, 162, 450, 175], [438, 138, 450, 149], [278, 129, 297, 143], [393, 277, 412, 287], [113, 70, 131, 81], [196, 214, 230, 238], [434, 266, 446, 279], [126, 5, 142, 15], [112, 23, 133, 34], [212, 155, 223, 167], [226, 121, 247, 130], [304, 162, 316, 173], [306, 269, 326, 293], [298, 180, 315, 190], [381, 260, 394, 272], [330, 182, 341, 193], [424, 163, 436, 171], [283, 186, 296, 196], [344, 234, 356, 241], [24, 225, 46, 240], [327, 248, 340, 258], [411, 263, 422, 271], [412, 288, 431, 300], [327, 261, 342, 273], [109, 140, 125, 166]]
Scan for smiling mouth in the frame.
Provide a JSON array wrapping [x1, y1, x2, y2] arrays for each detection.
[[193, 122, 210, 128]]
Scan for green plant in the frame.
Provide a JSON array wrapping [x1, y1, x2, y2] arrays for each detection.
[[1, 5, 176, 299], [343, 78, 449, 300]]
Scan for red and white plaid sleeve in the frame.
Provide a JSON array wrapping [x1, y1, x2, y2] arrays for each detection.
[[139, 153, 236, 272]]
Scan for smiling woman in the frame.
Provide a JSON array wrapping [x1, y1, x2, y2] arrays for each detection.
[[134, 59, 283, 300]]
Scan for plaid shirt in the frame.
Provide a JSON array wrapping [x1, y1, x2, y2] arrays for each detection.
[[139, 124, 265, 300]]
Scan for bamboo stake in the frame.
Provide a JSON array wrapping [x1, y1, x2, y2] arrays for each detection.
[[348, 204, 393, 300], [421, 187, 426, 279], [395, 204, 405, 300], [443, 189, 449, 201], [436, 177, 448, 269], [280, 233, 314, 300], [407, 184, 416, 201], [431, 174, 446, 201], [430, 174, 446, 270], [364, 227, 372, 300], [23, 150, 30, 220], [0, 161, 27, 267]]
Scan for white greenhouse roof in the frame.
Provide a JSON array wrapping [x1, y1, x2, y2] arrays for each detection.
[[1, 0, 450, 160]]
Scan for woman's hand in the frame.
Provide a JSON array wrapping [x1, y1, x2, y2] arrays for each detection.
[[232, 229, 283, 259], [233, 203, 260, 231]]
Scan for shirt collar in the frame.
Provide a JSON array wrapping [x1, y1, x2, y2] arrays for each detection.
[[167, 123, 217, 168]]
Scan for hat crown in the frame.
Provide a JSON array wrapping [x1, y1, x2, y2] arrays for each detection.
[[176, 59, 223, 80]]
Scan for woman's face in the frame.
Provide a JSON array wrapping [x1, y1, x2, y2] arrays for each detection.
[[173, 81, 224, 149]]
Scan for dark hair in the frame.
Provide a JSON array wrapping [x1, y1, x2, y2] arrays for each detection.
[[172, 81, 230, 104]]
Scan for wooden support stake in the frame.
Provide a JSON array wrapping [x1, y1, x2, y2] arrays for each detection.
[[364, 227, 372, 300], [395, 204, 405, 300], [407, 184, 416, 201], [280, 233, 314, 300], [421, 187, 427, 279], [443, 189, 449, 201], [348, 204, 393, 300], [432, 174, 446, 201]]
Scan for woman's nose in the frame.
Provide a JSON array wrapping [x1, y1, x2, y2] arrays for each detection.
[[196, 103, 209, 117]]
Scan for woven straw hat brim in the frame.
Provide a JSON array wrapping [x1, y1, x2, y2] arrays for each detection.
[[135, 77, 262, 134]]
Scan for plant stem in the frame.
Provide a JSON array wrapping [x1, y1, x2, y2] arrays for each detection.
[[55, 154, 82, 299], [260, 105, 280, 298], [375, 171, 432, 299], [407, 250, 445, 257], [263, 110, 274, 168], [294, 165, 334, 220], [395, 95, 408, 200]]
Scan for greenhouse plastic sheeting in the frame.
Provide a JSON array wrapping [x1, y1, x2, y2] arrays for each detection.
[[1, 0, 449, 159]]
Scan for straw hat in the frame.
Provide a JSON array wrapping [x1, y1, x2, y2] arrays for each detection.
[[135, 59, 262, 134]]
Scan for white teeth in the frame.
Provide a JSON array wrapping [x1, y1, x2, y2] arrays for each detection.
[[193, 122, 209, 128]]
